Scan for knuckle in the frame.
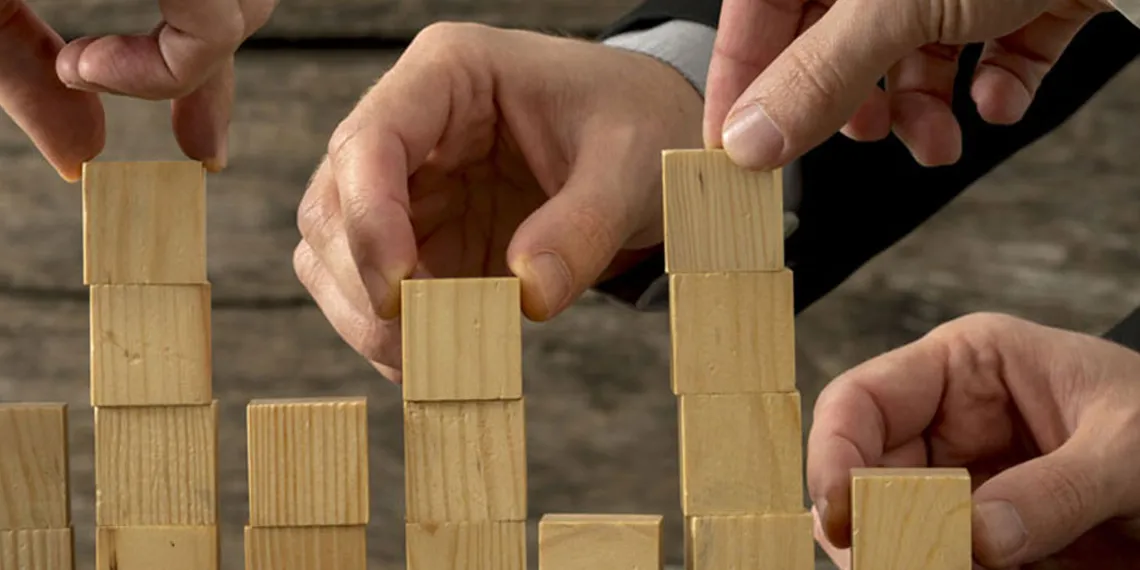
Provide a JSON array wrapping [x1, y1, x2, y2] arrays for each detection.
[[1039, 460, 1098, 522], [292, 241, 319, 288]]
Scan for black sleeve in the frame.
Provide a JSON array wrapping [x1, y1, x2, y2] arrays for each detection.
[[599, 0, 722, 36]]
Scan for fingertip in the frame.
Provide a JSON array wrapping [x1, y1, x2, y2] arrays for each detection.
[[971, 66, 1032, 125], [722, 102, 786, 169], [55, 36, 99, 90]]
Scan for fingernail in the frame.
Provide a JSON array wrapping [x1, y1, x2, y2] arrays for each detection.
[[526, 251, 572, 316], [975, 501, 1028, 556], [203, 136, 228, 172], [722, 104, 785, 169]]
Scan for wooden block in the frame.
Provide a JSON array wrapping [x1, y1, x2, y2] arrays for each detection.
[[90, 284, 212, 406], [82, 161, 206, 284], [688, 513, 814, 570], [679, 393, 802, 515], [244, 526, 366, 570], [94, 403, 217, 526], [406, 521, 525, 570], [662, 149, 783, 273], [851, 468, 971, 570], [0, 404, 69, 529], [404, 400, 526, 523], [669, 270, 795, 394], [401, 277, 522, 401], [95, 526, 217, 570], [538, 514, 663, 570], [247, 397, 368, 527], [0, 529, 72, 570]]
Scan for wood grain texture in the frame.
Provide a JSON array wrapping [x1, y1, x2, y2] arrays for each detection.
[[95, 526, 217, 570], [538, 514, 663, 570], [404, 400, 526, 523], [679, 393, 803, 515], [0, 529, 73, 570], [406, 521, 525, 570], [688, 513, 813, 570], [401, 278, 522, 401], [246, 397, 369, 527], [82, 161, 206, 285], [663, 149, 784, 273], [89, 284, 212, 406], [244, 526, 366, 570], [0, 404, 69, 529], [669, 270, 795, 394], [851, 468, 971, 570], [94, 403, 218, 526]]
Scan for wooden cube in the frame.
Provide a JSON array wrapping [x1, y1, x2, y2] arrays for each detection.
[[688, 513, 814, 570], [406, 521, 525, 570], [96, 526, 217, 570], [669, 271, 795, 394], [538, 514, 663, 570], [0, 529, 73, 570], [244, 526, 366, 570], [401, 278, 522, 401], [0, 403, 69, 529], [404, 400, 526, 522]]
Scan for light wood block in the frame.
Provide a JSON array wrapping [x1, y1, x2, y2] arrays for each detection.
[[406, 521, 525, 570], [0, 529, 72, 570], [244, 526, 366, 570], [538, 514, 663, 570], [247, 397, 369, 527], [94, 403, 217, 526], [679, 393, 802, 515], [662, 149, 783, 273], [669, 270, 795, 394], [401, 277, 522, 401], [851, 468, 971, 570], [89, 284, 212, 406], [404, 400, 526, 523], [95, 526, 216, 570], [0, 404, 69, 529], [688, 513, 814, 570], [82, 161, 206, 285]]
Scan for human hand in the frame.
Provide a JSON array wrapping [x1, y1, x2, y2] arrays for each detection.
[[703, 0, 1113, 168], [0, 0, 277, 180], [807, 313, 1140, 568], [293, 23, 704, 380]]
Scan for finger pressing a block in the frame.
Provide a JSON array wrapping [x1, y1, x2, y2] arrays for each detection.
[[0, 403, 70, 529], [538, 514, 663, 570]]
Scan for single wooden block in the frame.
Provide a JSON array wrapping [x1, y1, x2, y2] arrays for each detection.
[[401, 277, 523, 401], [247, 397, 369, 527], [0, 529, 72, 570], [679, 393, 803, 515], [406, 521, 525, 570], [82, 161, 207, 284], [0, 403, 69, 529], [94, 403, 217, 526], [95, 526, 217, 570], [89, 284, 212, 406], [669, 270, 795, 394], [538, 514, 663, 570], [662, 149, 783, 273], [244, 526, 366, 570], [851, 468, 972, 570], [688, 512, 814, 570], [404, 400, 526, 522]]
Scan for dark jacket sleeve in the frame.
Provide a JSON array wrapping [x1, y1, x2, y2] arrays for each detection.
[[600, 0, 721, 35]]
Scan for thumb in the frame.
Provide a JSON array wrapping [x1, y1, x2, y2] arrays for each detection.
[[720, 0, 924, 169], [970, 433, 1117, 567]]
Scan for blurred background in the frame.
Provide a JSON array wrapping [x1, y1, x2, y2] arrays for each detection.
[[1, 2, 1139, 569]]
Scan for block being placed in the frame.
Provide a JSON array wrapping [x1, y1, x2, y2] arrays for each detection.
[[688, 512, 814, 570], [406, 521, 525, 570], [246, 397, 369, 527], [0, 403, 69, 529], [95, 526, 217, 570], [244, 526, 366, 570], [0, 529, 73, 570], [538, 514, 663, 570], [401, 277, 522, 401]]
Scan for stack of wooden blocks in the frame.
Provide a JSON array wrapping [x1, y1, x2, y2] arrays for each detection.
[[0, 403, 72, 569]]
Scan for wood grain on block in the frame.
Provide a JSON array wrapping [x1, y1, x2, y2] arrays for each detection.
[[244, 526, 366, 570], [0, 403, 69, 529], [688, 513, 813, 570], [94, 403, 218, 526], [0, 529, 73, 570], [851, 468, 971, 570], [401, 277, 523, 401], [679, 393, 803, 515], [90, 284, 212, 406], [404, 400, 526, 523], [538, 514, 663, 570], [246, 397, 369, 527], [95, 526, 217, 570], [669, 270, 795, 394], [662, 149, 784, 273], [406, 521, 525, 570], [82, 161, 206, 284]]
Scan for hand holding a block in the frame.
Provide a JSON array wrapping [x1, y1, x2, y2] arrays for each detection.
[[806, 313, 1140, 569]]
